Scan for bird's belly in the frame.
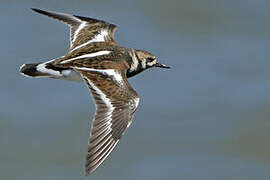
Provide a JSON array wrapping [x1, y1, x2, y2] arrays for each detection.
[[53, 69, 84, 82]]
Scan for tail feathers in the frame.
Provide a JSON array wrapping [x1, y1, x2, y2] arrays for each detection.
[[19, 62, 83, 82], [19, 63, 51, 77]]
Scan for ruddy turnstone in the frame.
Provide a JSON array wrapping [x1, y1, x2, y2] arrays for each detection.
[[19, 8, 170, 175]]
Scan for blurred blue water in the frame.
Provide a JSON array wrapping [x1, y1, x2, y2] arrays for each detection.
[[1, 0, 270, 179]]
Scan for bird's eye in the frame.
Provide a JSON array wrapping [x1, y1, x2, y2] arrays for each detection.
[[147, 57, 155, 62]]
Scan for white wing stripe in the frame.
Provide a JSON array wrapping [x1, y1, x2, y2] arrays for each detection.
[[75, 68, 122, 82], [85, 77, 115, 122], [60, 50, 111, 64], [70, 41, 92, 52], [72, 21, 87, 43], [70, 29, 109, 52]]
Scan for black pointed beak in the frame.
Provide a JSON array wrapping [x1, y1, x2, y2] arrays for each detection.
[[154, 62, 171, 69]]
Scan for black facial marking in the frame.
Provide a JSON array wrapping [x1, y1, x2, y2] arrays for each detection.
[[126, 52, 144, 78], [45, 63, 69, 71], [127, 62, 143, 78], [146, 57, 155, 62]]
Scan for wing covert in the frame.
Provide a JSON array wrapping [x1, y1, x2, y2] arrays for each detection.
[[78, 68, 139, 175], [31, 8, 117, 52]]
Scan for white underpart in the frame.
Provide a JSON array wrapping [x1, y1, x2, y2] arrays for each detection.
[[72, 21, 87, 43], [71, 29, 109, 52], [61, 69, 83, 82], [60, 50, 111, 64], [74, 68, 123, 83], [85, 77, 114, 127]]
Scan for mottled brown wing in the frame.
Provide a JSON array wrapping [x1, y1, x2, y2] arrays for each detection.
[[78, 69, 139, 176], [31, 8, 117, 52]]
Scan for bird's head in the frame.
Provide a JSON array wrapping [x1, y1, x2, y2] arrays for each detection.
[[135, 50, 170, 69], [127, 49, 170, 78]]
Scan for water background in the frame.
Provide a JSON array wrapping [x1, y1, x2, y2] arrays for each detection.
[[1, 0, 270, 179]]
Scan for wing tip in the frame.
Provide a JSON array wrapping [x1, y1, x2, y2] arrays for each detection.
[[85, 166, 97, 176], [84, 139, 119, 176], [30, 8, 117, 30], [31, 8, 46, 14], [31, 8, 63, 17], [31, 8, 56, 18]]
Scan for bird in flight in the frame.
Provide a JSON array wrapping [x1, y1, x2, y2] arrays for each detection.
[[20, 8, 170, 176]]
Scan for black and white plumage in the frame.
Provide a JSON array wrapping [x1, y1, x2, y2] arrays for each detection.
[[19, 8, 170, 176], [81, 70, 139, 174], [31, 8, 116, 52]]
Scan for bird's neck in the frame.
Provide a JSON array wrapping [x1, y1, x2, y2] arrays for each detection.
[[126, 49, 146, 78]]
